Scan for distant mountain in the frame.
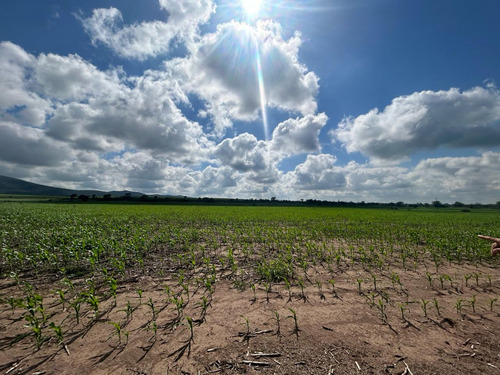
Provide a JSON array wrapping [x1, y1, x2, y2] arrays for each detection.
[[0, 175, 143, 197]]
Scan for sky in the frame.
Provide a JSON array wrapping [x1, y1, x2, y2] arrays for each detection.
[[0, 0, 499, 203]]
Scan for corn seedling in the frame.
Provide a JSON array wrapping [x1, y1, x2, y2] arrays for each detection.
[[136, 288, 143, 305], [398, 302, 408, 321], [371, 274, 378, 291], [122, 300, 134, 321], [356, 278, 363, 294], [377, 299, 387, 324], [328, 279, 337, 296], [148, 321, 158, 342], [264, 282, 271, 303], [473, 273, 480, 287], [55, 289, 66, 310], [49, 322, 64, 345], [147, 297, 157, 321], [250, 283, 256, 303], [455, 299, 464, 315], [316, 281, 325, 300], [284, 278, 292, 302], [70, 299, 81, 324], [420, 299, 430, 318], [24, 315, 45, 350], [489, 297, 497, 312], [464, 274, 472, 287], [433, 298, 441, 316], [470, 295, 477, 313], [425, 272, 433, 288], [109, 321, 124, 344], [287, 308, 300, 337], [297, 277, 307, 301], [391, 272, 401, 288], [8, 297, 24, 312], [271, 310, 281, 336]]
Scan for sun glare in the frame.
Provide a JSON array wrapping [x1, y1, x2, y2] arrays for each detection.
[[242, 0, 262, 16]]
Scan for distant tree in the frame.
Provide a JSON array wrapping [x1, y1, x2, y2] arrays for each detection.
[[453, 201, 464, 207], [271, 197, 277, 201], [432, 200, 444, 208], [78, 195, 89, 202]]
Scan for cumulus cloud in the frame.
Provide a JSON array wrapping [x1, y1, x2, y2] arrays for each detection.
[[271, 113, 328, 155], [283, 152, 500, 203], [35, 53, 120, 101], [290, 154, 346, 191], [167, 20, 319, 134], [214, 133, 279, 183], [0, 42, 52, 126], [333, 86, 500, 161], [0, 121, 70, 166], [80, 0, 215, 60]]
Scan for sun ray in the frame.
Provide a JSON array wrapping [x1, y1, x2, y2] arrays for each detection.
[[254, 41, 269, 140]]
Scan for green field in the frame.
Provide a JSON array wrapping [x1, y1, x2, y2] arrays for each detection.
[[1, 203, 498, 278], [1, 202, 499, 373]]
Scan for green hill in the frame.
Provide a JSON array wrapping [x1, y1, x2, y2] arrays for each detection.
[[0, 175, 143, 197]]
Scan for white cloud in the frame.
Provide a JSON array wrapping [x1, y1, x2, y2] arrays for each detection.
[[283, 152, 500, 203], [0, 121, 70, 166], [289, 154, 346, 191], [334, 86, 500, 161], [271, 113, 328, 155], [214, 132, 279, 183], [167, 20, 319, 134], [35, 53, 120, 101], [80, 1, 215, 60], [0, 42, 52, 126], [0, 43, 210, 165]]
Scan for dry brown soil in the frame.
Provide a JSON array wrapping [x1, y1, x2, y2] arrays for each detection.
[[1, 262, 500, 375]]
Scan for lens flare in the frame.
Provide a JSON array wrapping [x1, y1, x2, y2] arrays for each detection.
[[242, 0, 262, 16], [254, 42, 269, 140]]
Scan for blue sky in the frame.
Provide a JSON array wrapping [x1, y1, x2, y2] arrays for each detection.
[[1, 0, 499, 203]]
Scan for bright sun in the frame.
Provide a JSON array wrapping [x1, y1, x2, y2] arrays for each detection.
[[242, 0, 262, 16]]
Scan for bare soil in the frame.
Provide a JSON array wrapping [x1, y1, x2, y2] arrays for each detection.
[[1, 262, 500, 375]]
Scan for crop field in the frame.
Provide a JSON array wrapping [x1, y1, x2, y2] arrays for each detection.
[[0, 203, 499, 374]]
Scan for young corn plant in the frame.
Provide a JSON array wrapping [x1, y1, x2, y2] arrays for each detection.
[[398, 302, 408, 321], [473, 273, 481, 287], [287, 308, 300, 338], [147, 297, 157, 321], [70, 299, 81, 325], [55, 289, 66, 311], [109, 321, 125, 345], [49, 322, 64, 345], [356, 278, 363, 294], [433, 298, 441, 316], [371, 274, 378, 292], [420, 299, 430, 318], [489, 297, 497, 312], [464, 274, 472, 287], [250, 283, 257, 303], [136, 288, 143, 305], [297, 277, 307, 302], [470, 295, 477, 313], [316, 281, 325, 300], [425, 272, 433, 288], [377, 299, 388, 324], [455, 299, 464, 316], [328, 279, 337, 298], [271, 310, 281, 337]]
